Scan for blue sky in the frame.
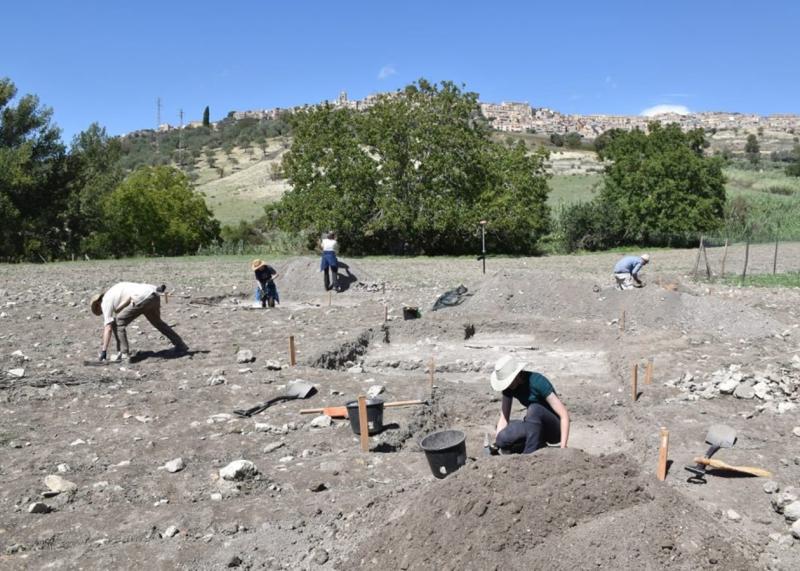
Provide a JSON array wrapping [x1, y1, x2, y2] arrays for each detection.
[[4, 0, 799, 142]]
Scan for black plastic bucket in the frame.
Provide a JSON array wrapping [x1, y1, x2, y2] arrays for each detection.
[[345, 399, 384, 435], [419, 429, 467, 479]]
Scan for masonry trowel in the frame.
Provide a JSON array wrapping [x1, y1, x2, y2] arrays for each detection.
[[685, 424, 737, 484]]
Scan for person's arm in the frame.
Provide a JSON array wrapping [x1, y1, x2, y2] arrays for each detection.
[[100, 323, 114, 359], [495, 395, 512, 435], [115, 296, 132, 312], [631, 261, 644, 283], [545, 392, 570, 448]]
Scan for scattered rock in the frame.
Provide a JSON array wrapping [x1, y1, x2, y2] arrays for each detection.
[[792, 520, 800, 539], [717, 377, 739, 394], [725, 509, 741, 522], [161, 525, 179, 538], [784, 501, 800, 522], [313, 548, 329, 565], [265, 360, 282, 370], [763, 480, 780, 494], [793, 427, 800, 437], [28, 502, 51, 514], [236, 349, 255, 364], [7, 368, 25, 378], [348, 365, 363, 374], [366, 385, 385, 398], [56, 463, 70, 473], [70, 439, 86, 446], [227, 555, 243, 568], [164, 458, 185, 473], [771, 488, 799, 514], [220, 460, 258, 481], [310, 415, 332, 429], [733, 384, 755, 400], [263, 442, 285, 454], [44, 475, 77, 494], [309, 483, 328, 493]]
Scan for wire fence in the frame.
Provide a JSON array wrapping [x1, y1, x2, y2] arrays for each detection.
[[689, 233, 800, 284]]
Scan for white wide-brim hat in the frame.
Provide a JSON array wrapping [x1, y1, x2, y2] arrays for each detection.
[[490, 355, 527, 392]]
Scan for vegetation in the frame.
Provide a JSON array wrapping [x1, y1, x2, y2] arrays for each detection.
[[202, 106, 210, 128], [0, 77, 221, 260], [745, 133, 760, 165], [722, 272, 800, 288], [270, 79, 552, 255], [555, 123, 726, 251]]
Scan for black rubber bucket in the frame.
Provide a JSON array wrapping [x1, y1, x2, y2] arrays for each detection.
[[419, 429, 467, 479], [345, 399, 384, 435]]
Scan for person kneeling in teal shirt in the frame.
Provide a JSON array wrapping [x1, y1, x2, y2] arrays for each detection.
[[491, 355, 570, 454]]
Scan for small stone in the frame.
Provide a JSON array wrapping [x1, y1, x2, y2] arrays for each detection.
[[753, 382, 771, 400], [236, 349, 254, 364], [56, 463, 70, 473], [725, 509, 741, 522], [784, 501, 800, 522], [792, 427, 800, 437], [348, 365, 363, 374], [733, 384, 755, 399], [164, 458, 185, 473], [763, 480, 780, 494], [70, 439, 86, 446], [162, 525, 179, 538], [717, 376, 739, 394], [220, 460, 258, 481], [265, 360, 282, 370], [7, 368, 25, 378], [792, 520, 800, 539], [309, 483, 328, 492], [210, 492, 223, 501], [227, 555, 243, 568], [28, 502, 51, 514], [207, 374, 226, 386], [310, 415, 332, 428], [772, 489, 799, 513], [44, 475, 77, 494], [263, 442, 285, 454], [313, 548, 329, 565], [366, 385, 385, 398]]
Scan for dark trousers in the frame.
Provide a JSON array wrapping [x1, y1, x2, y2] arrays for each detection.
[[115, 293, 186, 353], [495, 403, 561, 454], [323, 266, 338, 291]]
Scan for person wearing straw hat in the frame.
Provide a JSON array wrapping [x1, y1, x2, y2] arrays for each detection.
[[251, 259, 279, 308], [491, 355, 570, 454], [90, 282, 188, 362], [613, 253, 650, 290]]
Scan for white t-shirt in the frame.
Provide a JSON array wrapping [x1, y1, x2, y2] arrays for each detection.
[[101, 282, 156, 325], [321, 238, 337, 252]]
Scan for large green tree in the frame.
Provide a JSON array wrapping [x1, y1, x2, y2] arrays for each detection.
[[274, 79, 551, 254], [98, 166, 220, 256], [0, 78, 67, 259], [745, 133, 760, 165], [597, 122, 726, 244]]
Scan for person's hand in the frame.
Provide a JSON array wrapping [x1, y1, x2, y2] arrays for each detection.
[[99, 350, 107, 361]]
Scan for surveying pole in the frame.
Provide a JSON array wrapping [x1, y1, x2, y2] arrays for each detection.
[[479, 220, 487, 274]]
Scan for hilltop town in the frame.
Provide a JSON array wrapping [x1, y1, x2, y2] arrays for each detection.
[[156, 90, 800, 142]]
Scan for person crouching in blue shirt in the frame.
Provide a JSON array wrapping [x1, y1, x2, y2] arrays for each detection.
[[251, 259, 279, 308], [491, 355, 570, 454], [613, 254, 650, 290]]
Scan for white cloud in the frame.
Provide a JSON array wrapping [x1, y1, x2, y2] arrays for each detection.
[[641, 104, 691, 117], [378, 65, 397, 80]]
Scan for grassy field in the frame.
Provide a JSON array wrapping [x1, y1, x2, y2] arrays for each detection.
[[721, 271, 800, 288]]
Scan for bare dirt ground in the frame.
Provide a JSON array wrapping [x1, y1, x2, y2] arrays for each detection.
[[2, 245, 800, 569]]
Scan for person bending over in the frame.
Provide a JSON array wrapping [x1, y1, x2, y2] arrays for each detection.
[[491, 355, 570, 454]]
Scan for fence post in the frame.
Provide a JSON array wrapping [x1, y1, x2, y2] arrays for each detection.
[[773, 238, 779, 275], [720, 239, 728, 278], [692, 234, 703, 280], [741, 238, 750, 285]]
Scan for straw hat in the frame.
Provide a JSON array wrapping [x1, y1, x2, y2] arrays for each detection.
[[641, 254, 650, 262], [251, 259, 267, 271], [90, 292, 104, 316], [490, 355, 527, 392]]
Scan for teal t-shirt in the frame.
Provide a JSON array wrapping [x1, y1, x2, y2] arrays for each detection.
[[502, 371, 555, 410]]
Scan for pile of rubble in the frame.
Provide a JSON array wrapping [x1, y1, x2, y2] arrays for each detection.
[[666, 357, 800, 413]]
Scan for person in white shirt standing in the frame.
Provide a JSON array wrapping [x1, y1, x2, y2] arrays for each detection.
[[90, 282, 188, 362], [320, 231, 339, 292]]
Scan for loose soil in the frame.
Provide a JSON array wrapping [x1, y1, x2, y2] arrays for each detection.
[[1, 244, 799, 569]]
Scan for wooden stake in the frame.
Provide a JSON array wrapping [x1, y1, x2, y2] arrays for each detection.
[[328, 291, 332, 306], [702, 241, 712, 280], [657, 427, 669, 481], [741, 238, 750, 285], [720, 239, 728, 278], [631, 363, 638, 402], [619, 310, 625, 332], [357, 395, 369, 452], [692, 235, 703, 280], [384, 305, 388, 322], [645, 359, 654, 385], [429, 357, 435, 388], [288, 335, 296, 366], [773, 238, 779, 275]]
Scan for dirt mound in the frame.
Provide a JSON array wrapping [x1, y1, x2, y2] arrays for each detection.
[[465, 269, 786, 340], [275, 256, 376, 295], [350, 449, 757, 570]]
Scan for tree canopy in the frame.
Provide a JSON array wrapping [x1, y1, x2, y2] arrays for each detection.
[[272, 79, 551, 254]]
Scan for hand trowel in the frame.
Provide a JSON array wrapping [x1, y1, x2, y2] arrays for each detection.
[[685, 424, 737, 483]]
